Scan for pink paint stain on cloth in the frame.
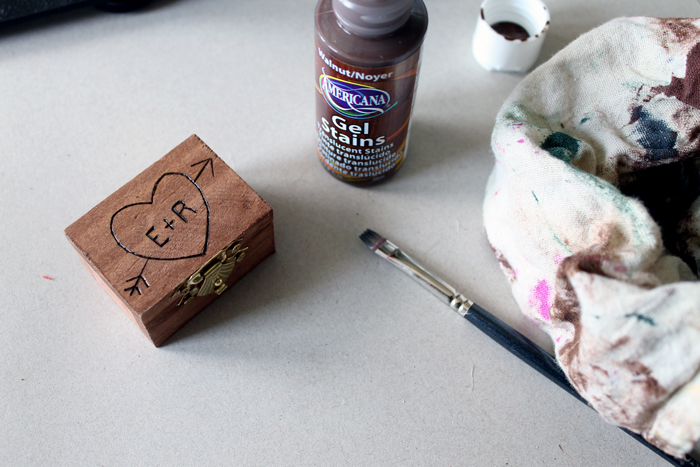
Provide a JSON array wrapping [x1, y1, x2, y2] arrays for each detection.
[[517, 139, 525, 143], [529, 279, 552, 321]]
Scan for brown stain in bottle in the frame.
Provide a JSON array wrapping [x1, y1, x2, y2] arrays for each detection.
[[314, 0, 428, 185]]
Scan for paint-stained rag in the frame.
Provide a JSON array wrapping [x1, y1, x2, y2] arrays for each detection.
[[484, 17, 700, 459]]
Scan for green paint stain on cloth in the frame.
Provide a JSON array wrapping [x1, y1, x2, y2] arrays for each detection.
[[541, 132, 580, 163], [553, 233, 573, 253], [625, 312, 656, 326]]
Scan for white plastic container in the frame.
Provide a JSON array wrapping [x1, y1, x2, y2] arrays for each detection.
[[472, 0, 550, 72]]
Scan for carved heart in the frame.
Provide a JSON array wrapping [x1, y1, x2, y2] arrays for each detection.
[[111, 172, 210, 261]]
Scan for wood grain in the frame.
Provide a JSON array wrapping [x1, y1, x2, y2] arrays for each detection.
[[65, 135, 275, 346]]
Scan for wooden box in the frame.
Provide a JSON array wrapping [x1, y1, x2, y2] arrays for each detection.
[[65, 135, 275, 346]]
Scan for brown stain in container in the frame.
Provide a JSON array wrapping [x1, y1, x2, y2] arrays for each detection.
[[491, 21, 530, 41]]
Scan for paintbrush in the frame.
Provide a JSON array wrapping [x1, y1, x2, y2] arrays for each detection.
[[359, 228, 698, 467]]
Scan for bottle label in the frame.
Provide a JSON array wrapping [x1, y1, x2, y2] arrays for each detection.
[[315, 38, 421, 183]]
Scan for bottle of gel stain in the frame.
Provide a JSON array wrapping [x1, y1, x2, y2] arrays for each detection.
[[315, 0, 428, 185]]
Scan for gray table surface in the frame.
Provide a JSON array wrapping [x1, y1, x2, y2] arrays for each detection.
[[2, 0, 698, 465]]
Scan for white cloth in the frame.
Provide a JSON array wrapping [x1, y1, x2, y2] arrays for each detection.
[[484, 17, 700, 458]]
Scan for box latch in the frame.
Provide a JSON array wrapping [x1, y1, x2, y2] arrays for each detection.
[[173, 238, 248, 306]]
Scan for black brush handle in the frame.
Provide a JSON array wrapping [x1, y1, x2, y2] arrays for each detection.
[[464, 303, 586, 404], [466, 302, 698, 467]]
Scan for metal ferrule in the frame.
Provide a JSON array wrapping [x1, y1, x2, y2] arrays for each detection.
[[374, 239, 474, 317]]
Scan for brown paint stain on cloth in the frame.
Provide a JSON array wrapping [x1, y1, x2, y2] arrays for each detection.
[[550, 257, 584, 383], [653, 42, 700, 109], [610, 335, 631, 350], [550, 248, 621, 392], [551, 250, 669, 428], [488, 242, 517, 283], [653, 18, 700, 50], [625, 360, 667, 400]]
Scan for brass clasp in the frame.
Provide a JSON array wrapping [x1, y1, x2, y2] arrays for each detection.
[[173, 238, 248, 306]]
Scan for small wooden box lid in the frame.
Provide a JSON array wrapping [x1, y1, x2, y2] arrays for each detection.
[[65, 135, 275, 346]]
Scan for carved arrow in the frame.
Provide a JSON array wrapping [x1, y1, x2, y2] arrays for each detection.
[[124, 260, 150, 296], [191, 158, 214, 183]]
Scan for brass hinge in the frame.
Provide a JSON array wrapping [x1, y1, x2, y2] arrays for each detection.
[[173, 238, 248, 306]]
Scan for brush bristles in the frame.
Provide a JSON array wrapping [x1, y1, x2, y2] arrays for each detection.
[[359, 229, 385, 251]]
